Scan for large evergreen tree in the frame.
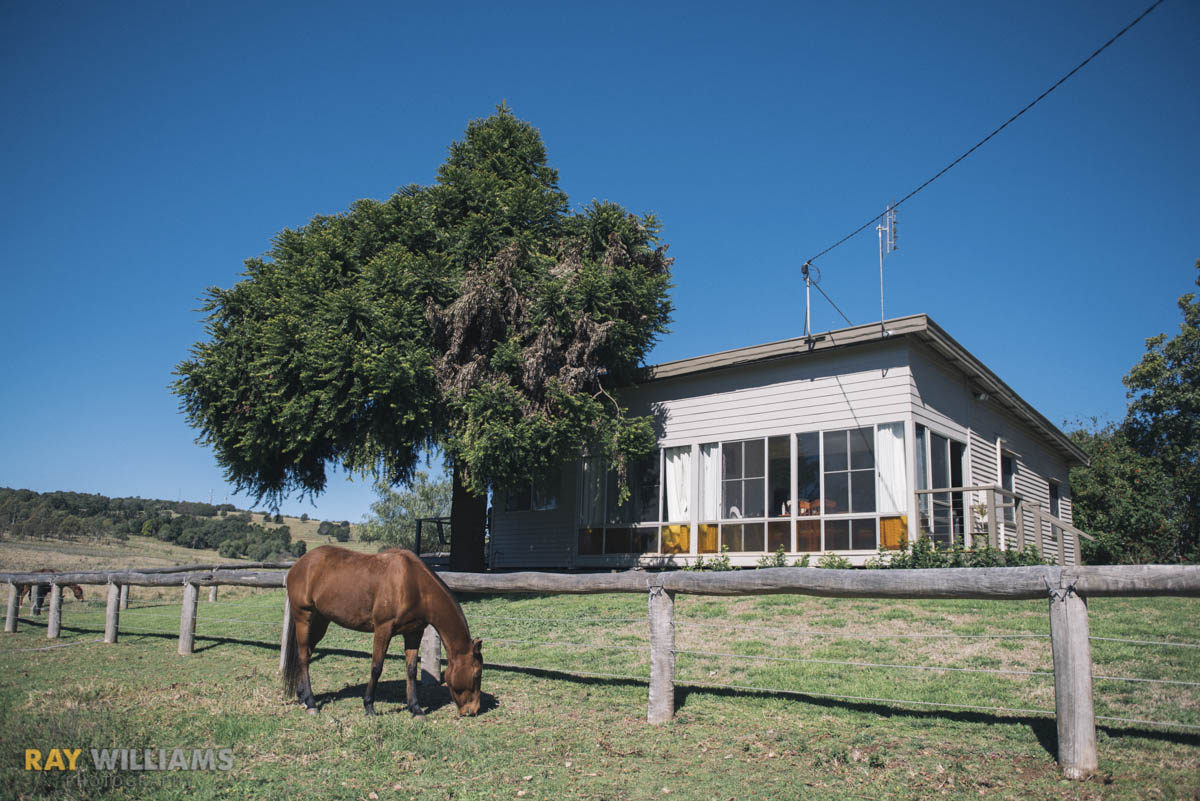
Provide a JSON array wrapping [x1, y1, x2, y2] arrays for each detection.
[[174, 106, 673, 570]]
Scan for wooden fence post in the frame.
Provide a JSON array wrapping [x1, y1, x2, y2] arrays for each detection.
[[648, 585, 676, 724], [178, 582, 199, 655], [209, 586, 218, 603], [279, 596, 293, 673], [1048, 577, 1098, 780], [31, 583, 43, 616], [420, 625, 442, 684], [47, 584, 62, 639], [104, 583, 120, 644], [119, 584, 129, 610], [5, 582, 18, 633]]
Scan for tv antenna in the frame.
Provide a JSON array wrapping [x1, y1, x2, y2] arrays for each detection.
[[801, 262, 822, 338], [876, 202, 898, 332]]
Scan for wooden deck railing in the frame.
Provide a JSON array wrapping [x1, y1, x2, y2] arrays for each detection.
[[2, 562, 1197, 781]]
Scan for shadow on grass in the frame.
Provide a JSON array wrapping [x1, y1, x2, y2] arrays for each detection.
[[24, 624, 1200, 756]]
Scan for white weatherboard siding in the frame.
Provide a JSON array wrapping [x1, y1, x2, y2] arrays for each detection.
[[907, 343, 1075, 556], [489, 322, 1084, 569]]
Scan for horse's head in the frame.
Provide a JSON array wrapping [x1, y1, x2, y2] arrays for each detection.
[[441, 637, 483, 716]]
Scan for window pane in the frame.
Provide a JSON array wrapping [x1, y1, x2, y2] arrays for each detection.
[[721, 524, 743, 552], [850, 470, 876, 513], [578, 528, 602, 555], [699, 443, 720, 520], [880, 516, 906, 549], [603, 528, 632, 554], [796, 433, 820, 514], [723, 441, 743, 480], [743, 439, 764, 478], [630, 528, 655, 554], [767, 521, 789, 552], [606, 470, 630, 525], [742, 522, 765, 552], [931, 434, 949, 489], [824, 430, 848, 472], [824, 519, 850, 550], [660, 524, 689, 554], [722, 479, 743, 518], [697, 524, 718, 554], [635, 452, 660, 523], [768, 436, 790, 518], [849, 427, 875, 470], [797, 520, 820, 551], [825, 472, 848, 514], [851, 518, 876, 550], [1050, 483, 1060, 518], [578, 457, 605, 527], [506, 485, 531, 512], [664, 446, 691, 522], [743, 477, 765, 518]]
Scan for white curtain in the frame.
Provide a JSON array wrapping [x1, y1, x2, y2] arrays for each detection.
[[664, 446, 691, 522], [876, 423, 908, 515], [699, 443, 720, 520], [577, 457, 605, 526]]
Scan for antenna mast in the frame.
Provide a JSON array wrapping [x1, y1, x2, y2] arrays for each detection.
[[876, 202, 898, 332]]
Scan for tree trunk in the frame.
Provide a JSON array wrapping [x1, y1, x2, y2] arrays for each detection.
[[449, 464, 488, 572]]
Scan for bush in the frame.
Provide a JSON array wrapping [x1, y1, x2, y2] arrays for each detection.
[[871, 535, 1049, 569], [817, 552, 853, 569], [756, 546, 789, 568]]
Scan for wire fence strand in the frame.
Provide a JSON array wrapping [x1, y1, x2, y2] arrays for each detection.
[[674, 648, 1054, 678]]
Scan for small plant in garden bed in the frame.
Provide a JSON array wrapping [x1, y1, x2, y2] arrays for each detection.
[[867, 535, 1050, 569]]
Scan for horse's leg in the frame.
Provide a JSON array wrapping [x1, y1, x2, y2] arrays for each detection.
[[363, 626, 393, 716], [403, 630, 425, 718], [294, 612, 328, 713]]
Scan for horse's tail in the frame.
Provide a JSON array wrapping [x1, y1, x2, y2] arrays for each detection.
[[281, 585, 301, 699]]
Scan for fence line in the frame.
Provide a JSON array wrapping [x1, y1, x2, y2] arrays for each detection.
[[1089, 636, 1200, 649], [3, 562, 1198, 782], [676, 618, 1051, 640]]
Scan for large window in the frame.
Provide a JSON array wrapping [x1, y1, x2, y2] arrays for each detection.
[[916, 425, 966, 546], [577, 453, 658, 556]]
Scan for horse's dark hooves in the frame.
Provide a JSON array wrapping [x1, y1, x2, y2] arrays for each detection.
[[364, 706, 377, 717]]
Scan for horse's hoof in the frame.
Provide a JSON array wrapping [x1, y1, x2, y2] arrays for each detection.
[[305, 707, 319, 716]]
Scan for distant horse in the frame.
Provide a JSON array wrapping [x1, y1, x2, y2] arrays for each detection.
[[18, 569, 84, 613], [283, 545, 483, 717]]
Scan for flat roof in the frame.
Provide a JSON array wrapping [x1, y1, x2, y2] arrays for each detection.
[[644, 314, 1088, 466]]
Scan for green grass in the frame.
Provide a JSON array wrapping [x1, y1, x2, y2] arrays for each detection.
[[0, 590, 1197, 800]]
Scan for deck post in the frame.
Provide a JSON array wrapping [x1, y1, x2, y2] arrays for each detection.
[[1048, 577, 1097, 780], [986, 488, 999, 549], [5, 582, 18, 633], [279, 596, 294, 673], [47, 584, 62, 639], [119, 584, 129, 610], [420, 625, 442, 684], [1014, 497, 1025, 551], [209, 585, 218, 603], [1057, 524, 1067, 567], [648, 585, 676, 724], [178, 582, 199, 655], [104, 583, 120, 643]]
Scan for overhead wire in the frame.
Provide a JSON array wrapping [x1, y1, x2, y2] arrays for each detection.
[[801, 0, 1166, 269]]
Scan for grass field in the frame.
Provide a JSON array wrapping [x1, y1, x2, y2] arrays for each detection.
[[1, 571, 1197, 801]]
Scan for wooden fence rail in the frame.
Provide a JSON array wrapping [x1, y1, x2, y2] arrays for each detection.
[[2, 563, 1198, 781]]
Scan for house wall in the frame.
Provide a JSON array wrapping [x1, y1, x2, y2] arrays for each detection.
[[489, 337, 1079, 568], [907, 342, 1075, 558], [491, 341, 914, 569]]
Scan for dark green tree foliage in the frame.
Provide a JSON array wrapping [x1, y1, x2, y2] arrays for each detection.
[[1069, 423, 1179, 563], [1121, 260, 1200, 560], [174, 106, 672, 569]]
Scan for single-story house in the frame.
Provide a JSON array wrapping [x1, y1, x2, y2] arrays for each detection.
[[489, 314, 1089, 569]]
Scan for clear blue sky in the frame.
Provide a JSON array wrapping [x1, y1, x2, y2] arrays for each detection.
[[2, 0, 1196, 523]]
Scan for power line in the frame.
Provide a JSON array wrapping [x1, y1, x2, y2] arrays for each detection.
[[802, 0, 1166, 268]]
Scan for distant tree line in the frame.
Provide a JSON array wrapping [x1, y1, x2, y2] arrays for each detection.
[[0, 488, 305, 560]]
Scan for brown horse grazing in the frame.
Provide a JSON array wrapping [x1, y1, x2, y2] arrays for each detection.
[[283, 545, 482, 718], [19, 569, 84, 613]]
